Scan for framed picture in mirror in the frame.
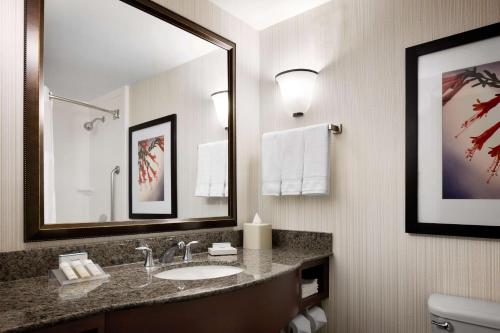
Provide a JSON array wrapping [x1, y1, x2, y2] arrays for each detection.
[[129, 114, 177, 219]]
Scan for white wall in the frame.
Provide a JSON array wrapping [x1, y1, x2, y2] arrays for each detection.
[[129, 49, 228, 219], [0, 0, 259, 250], [259, 1, 500, 333]]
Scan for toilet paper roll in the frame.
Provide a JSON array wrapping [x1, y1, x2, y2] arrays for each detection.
[[305, 306, 327, 332], [288, 314, 311, 333]]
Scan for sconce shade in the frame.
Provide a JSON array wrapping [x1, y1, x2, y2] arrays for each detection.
[[211, 90, 229, 129], [275, 69, 318, 117]]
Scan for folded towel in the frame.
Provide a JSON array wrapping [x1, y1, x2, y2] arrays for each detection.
[[262, 132, 282, 195], [280, 128, 304, 195], [195, 143, 211, 197], [302, 124, 330, 195], [209, 141, 228, 197]]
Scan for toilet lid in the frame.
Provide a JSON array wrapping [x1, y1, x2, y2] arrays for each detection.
[[429, 294, 500, 330]]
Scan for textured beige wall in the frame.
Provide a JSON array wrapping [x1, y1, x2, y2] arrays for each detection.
[[259, 1, 500, 332], [0, 0, 259, 251]]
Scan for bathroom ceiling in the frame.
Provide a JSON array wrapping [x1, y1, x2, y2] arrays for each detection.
[[44, 0, 218, 101], [209, 0, 331, 30]]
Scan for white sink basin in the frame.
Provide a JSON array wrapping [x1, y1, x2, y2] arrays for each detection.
[[154, 265, 243, 281]]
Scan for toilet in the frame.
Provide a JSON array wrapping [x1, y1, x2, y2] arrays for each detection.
[[429, 294, 500, 332]]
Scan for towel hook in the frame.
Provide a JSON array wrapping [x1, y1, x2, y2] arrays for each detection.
[[329, 124, 342, 134]]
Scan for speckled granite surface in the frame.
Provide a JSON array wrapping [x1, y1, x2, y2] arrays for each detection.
[[0, 229, 243, 282], [0, 246, 332, 333], [0, 229, 331, 282]]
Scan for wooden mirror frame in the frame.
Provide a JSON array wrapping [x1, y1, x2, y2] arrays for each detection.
[[24, 0, 237, 241]]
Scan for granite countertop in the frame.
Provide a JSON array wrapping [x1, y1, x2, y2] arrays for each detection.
[[0, 247, 331, 333]]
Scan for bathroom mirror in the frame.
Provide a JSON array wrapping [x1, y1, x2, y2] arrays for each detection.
[[24, 0, 236, 240]]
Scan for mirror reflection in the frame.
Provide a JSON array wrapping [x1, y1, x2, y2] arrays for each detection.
[[43, 0, 229, 224]]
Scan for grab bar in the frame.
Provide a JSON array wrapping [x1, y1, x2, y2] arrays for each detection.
[[110, 166, 120, 221]]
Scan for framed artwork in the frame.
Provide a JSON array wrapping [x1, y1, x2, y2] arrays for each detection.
[[129, 114, 177, 219], [406, 22, 500, 238]]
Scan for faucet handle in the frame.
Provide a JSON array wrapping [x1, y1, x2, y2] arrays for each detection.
[[135, 245, 154, 268], [135, 246, 152, 252], [177, 241, 185, 250]]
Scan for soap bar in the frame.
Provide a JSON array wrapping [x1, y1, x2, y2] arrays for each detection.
[[243, 223, 272, 250], [208, 247, 237, 256], [212, 242, 231, 249], [83, 259, 102, 276], [70, 260, 91, 278], [59, 262, 78, 280]]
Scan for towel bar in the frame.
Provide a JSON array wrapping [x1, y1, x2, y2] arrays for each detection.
[[328, 124, 342, 134]]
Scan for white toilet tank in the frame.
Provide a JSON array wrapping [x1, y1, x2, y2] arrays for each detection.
[[429, 294, 500, 332]]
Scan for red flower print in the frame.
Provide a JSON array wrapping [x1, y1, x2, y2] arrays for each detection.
[[456, 94, 500, 137], [487, 144, 500, 184], [465, 122, 500, 161]]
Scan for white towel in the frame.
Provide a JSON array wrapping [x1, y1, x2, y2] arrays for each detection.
[[280, 128, 304, 195], [224, 145, 229, 197], [261, 132, 282, 195], [209, 141, 227, 197], [302, 124, 330, 195], [288, 314, 311, 333], [195, 143, 211, 197]]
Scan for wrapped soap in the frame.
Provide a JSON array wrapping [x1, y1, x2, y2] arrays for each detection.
[[243, 213, 272, 250]]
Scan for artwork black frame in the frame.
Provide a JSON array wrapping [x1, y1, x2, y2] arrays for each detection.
[[129, 114, 178, 219], [406, 22, 500, 239]]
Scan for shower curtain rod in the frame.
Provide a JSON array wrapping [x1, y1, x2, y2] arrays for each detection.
[[49, 92, 120, 119]]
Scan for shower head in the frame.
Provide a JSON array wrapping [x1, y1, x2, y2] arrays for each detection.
[[83, 116, 105, 131]]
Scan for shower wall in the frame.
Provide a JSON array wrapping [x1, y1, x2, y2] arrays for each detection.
[[52, 87, 128, 223], [88, 87, 129, 222], [52, 101, 91, 221]]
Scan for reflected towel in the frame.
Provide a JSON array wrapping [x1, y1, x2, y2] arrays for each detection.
[[195, 143, 211, 197], [209, 141, 227, 197], [302, 124, 330, 195]]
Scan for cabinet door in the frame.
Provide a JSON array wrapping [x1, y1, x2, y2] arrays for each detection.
[[31, 314, 105, 333], [107, 271, 300, 333]]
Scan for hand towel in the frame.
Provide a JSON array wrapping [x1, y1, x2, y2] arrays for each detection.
[[280, 128, 304, 195], [209, 141, 228, 197], [302, 124, 330, 195], [261, 131, 282, 195], [195, 143, 211, 197], [288, 314, 312, 333]]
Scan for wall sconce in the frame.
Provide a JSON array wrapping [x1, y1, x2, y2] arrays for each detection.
[[211, 90, 229, 129], [275, 69, 318, 117]]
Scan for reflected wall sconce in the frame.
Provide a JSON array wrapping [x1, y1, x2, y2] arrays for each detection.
[[211, 90, 229, 130], [275, 68, 318, 117]]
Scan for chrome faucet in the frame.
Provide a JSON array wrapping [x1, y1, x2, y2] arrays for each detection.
[[178, 241, 199, 262], [135, 245, 154, 268], [160, 243, 179, 264]]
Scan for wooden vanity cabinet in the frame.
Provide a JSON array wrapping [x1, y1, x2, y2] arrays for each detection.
[[106, 270, 300, 333]]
